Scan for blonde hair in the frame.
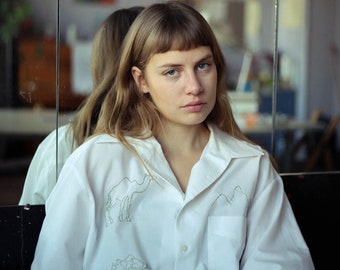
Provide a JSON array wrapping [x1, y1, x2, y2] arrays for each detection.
[[70, 6, 144, 147]]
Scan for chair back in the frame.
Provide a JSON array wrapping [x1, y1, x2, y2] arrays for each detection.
[[0, 204, 45, 270], [305, 115, 340, 171], [282, 172, 340, 269]]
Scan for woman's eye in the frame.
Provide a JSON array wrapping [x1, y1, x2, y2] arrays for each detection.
[[197, 63, 209, 70], [166, 69, 178, 77]]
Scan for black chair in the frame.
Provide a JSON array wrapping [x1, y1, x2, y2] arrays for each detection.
[[0, 204, 45, 270], [282, 172, 340, 269]]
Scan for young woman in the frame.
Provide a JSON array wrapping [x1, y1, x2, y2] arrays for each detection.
[[18, 6, 144, 205], [32, 2, 315, 269]]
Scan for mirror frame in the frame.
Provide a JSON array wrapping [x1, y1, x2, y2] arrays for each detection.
[[51, 0, 338, 177]]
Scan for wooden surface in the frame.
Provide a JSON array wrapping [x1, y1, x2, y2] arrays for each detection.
[[18, 38, 86, 110]]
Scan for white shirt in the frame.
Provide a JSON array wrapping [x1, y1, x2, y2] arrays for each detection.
[[32, 124, 314, 270], [19, 124, 76, 205]]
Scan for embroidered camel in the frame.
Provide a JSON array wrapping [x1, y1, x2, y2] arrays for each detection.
[[105, 174, 155, 224]]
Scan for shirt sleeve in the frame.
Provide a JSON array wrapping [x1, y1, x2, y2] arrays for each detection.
[[241, 156, 315, 269], [31, 160, 94, 270], [19, 125, 74, 205], [18, 131, 58, 205]]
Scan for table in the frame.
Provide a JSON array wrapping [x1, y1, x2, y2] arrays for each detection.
[[236, 113, 326, 172], [236, 113, 325, 135], [0, 108, 75, 138]]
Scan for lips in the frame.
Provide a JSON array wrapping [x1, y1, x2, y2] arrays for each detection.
[[185, 101, 203, 106], [182, 101, 206, 112]]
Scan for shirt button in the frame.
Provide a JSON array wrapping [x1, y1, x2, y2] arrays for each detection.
[[180, 244, 188, 253]]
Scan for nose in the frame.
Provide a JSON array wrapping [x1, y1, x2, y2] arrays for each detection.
[[185, 71, 203, 95]]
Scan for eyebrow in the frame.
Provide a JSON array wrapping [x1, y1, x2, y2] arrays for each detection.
[[157, 53, 214, 69]]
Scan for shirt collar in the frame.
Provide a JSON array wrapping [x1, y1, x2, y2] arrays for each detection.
[[206, 123, 264, 160], [94, 125, 265, 162]]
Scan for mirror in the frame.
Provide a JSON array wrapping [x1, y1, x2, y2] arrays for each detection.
[[275, 0, 340, 173], [1, 0, 339, 205]]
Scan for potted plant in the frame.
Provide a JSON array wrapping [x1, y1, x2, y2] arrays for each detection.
[[0, 0, 32, 43], [0, 0, 31, 106]]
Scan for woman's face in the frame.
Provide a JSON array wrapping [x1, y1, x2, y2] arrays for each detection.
[[132, 46, 217, 127]]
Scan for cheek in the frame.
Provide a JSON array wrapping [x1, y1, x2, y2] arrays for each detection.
[[150, 87, 175, 105], [147, 77, 176, 98], [203, 72, 218, 94]]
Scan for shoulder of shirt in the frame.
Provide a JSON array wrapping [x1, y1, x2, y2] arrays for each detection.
[[26, 124, 74, 176], [75, 134, 124, 152], [208, 123, 266, 158], [83, 133, 120, 144], [68, 134, 128, 161], [36, 124, 73, 151]]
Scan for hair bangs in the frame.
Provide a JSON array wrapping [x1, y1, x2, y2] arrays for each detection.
[[144, 8, 213, 56]]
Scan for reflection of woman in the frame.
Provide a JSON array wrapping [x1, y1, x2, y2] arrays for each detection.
[[32, 2, 314, 269], [18, 6, 144, 205]]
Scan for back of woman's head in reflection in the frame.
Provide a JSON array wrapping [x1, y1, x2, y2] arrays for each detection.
[[91, 6, 144, 86], [71, 6, 144, 146]]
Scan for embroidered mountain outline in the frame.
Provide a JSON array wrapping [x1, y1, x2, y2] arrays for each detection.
[[211, 185, 249, 207]]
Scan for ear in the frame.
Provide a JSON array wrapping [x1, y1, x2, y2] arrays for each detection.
[[131, 66, 149, 93]]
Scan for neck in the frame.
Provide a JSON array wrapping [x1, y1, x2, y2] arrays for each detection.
[[156, 122, 210, 156]]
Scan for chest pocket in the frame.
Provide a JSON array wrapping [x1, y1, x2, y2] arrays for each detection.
[[208, 216, 246, 269]]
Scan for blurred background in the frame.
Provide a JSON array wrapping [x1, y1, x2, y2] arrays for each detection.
[[1, 0, 340, 204]]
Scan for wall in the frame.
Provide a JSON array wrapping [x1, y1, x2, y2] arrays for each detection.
[[307, 0, 337, 117], [27, 0, 158, 41], [278, 0, 308, 119], [335, 1, 340, 114], [307, 0, 340, 145]]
